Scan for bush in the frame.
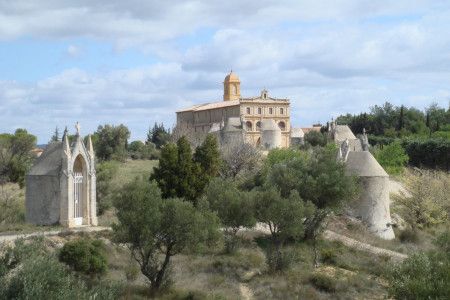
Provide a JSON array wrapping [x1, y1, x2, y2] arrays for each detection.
[[398, 228, 419, 243], [128, 140, 160, 160], [402, 137, 449, 170], [309, 273, 337, 292], [304, 131, 328, 147], [392, 170, 449, 229], [0, 238, 120, 300], [373, 141, 409, 175], [387, 231, 450, 299], [59, 238, 107, 277], [320, 248, 338, 265]]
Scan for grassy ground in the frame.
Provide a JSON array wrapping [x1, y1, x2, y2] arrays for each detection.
[[112, 159, 158, 186]]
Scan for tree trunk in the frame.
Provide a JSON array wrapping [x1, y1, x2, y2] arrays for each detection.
[[152, 245, 172, 292]]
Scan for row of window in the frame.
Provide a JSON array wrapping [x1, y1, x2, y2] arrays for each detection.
[[246, 107, 285, 115], [245, 121, 286, 131]]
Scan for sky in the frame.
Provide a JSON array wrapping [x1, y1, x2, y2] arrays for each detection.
[[1, 1, 450, 143]]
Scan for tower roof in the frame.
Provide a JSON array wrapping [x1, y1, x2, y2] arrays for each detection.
[[345, 151, 388, 177], [224, 71, 240, 83]]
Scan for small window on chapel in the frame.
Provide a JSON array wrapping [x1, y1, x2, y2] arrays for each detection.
[[280, 108, 284, 115], [246, 107, 251, 114], [269, 108, 273, 114], [258, 107, 262, 114]]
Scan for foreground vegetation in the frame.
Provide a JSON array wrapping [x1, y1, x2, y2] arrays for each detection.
[[1, 101, 449, 299]]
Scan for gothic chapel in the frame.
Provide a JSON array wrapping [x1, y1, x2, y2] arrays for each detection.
[[26, 123, 97, 227]]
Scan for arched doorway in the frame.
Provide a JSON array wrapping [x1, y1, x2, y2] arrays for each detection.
[[73, 155, 85, 226], [245, 121, 253, 131]]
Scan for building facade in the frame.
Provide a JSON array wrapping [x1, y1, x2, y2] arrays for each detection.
[[176, 72, 291, 148]]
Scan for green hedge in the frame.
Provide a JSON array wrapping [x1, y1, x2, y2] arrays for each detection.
[[402, 138, 449, 170], [369, 136, 449, 170]]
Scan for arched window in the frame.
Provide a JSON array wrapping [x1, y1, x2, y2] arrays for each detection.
[[245, 121, 252, 131], [73, 155, 85, 225], [233, 84, 238, 95], [246, 107, 251, 114], [256, 121, 261, 131], [278, 121, 286, 131]]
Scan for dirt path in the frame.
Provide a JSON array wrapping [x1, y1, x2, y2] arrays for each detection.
[[324, 230, 408, 261], [0, 226, 111, 245], [253, 223, 408, 261], [239, 283, 254, 300]]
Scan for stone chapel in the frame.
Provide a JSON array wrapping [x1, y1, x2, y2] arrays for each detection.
[[26, 123, 97, 227]]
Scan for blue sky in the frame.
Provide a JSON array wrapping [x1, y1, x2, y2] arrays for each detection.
[[0, 1, 449, 143]]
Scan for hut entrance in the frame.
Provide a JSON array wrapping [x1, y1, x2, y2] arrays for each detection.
[[73, 155, 85, 226]]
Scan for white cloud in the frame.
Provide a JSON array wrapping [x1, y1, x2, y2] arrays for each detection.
[[1, 1, 450, 142], [66, 45, 81, 57]]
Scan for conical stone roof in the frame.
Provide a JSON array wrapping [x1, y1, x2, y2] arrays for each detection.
[[345, 151, 388, 177]]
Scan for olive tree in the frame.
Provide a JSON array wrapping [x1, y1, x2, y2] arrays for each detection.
[[113, 178, 219, 292], [264, 146, 358, 266], [205, 178, 256, 253], [254, 188, 315, 271]]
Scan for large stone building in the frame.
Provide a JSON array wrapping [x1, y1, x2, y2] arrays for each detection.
[[176, 71, 291, 148], [26, 124, 97, 228]]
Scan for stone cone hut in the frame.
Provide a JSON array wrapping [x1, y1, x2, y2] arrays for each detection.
[[26, 124, 97, 227], [345, 151, 395, 240], [260, 119, 282, 150]]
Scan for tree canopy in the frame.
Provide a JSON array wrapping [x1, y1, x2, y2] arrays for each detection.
[[93, 124, 130, 162], [113, 177, 219, 292], [0, 129, 37, 187]]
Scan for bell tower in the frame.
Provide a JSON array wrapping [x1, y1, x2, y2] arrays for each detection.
[[223, 71, 241, 101]]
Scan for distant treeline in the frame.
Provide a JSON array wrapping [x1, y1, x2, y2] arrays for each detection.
[[336, 102, 450, 170]]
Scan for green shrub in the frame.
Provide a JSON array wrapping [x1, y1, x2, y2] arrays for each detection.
[[373, 141, 409, 175], [320, 248, 338, 265], [387, 231, 450, 299], [309, 273, 337, 292], [392, 170, 449, 229], [398, 228, 419, 243], [402, 138, 449, 170], [59, 238, 107, 277], [0, 238, 120, 300], [304, 131, 328, 147]]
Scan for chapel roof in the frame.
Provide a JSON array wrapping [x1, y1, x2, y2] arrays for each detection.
[[27, 142, 63, 176]]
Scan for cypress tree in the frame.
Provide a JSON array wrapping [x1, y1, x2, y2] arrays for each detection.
[[193, 135, 221, 200], [150, 143, 179, 198], [176, 136, 196, 200], [194, 134, 221, 177]]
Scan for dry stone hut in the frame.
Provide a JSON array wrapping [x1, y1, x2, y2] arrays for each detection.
[[345, 151, 395, 240], [260, 119, 282, 149], [331, 121, 395, 240], [26, 124, 97, 227]]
